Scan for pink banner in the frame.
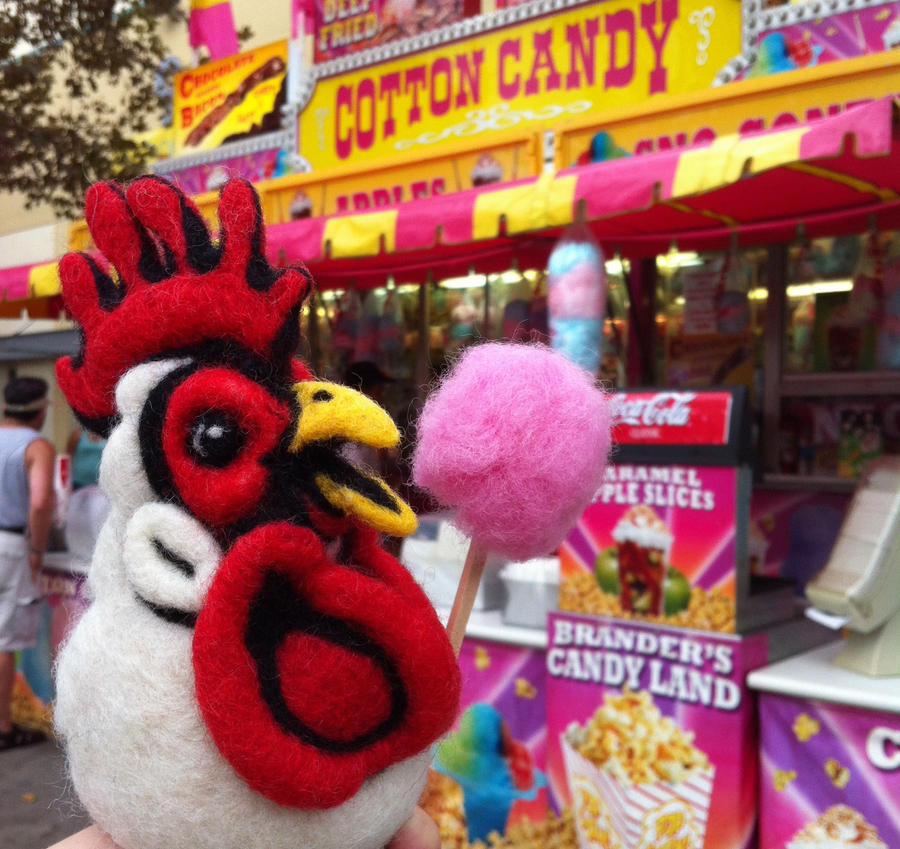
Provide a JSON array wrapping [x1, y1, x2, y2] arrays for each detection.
[[189, 1, 240, 61], [759, 693, 900, 848]]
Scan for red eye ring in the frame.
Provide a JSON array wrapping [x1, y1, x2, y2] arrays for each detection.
[[161, 368, 292, 527]]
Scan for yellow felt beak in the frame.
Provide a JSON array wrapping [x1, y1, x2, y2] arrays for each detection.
[[290, 381, 417, 537]]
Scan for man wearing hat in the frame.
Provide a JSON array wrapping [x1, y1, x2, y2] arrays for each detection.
[[0, 375, 55, 749]]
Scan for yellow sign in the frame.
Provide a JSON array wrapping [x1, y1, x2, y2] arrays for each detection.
[[554, 50, 900, 167], [174, 41, 288, 153], [300, 0, 740, 170], [268, 130, 539, 221]]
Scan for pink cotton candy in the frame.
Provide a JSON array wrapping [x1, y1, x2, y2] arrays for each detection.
[[412, 343, 612, 561]]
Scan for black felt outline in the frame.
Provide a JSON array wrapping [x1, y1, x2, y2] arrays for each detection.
[[244, 570, 407, 753], [136, 593, 198, 628], [152, 537, 196, 578]]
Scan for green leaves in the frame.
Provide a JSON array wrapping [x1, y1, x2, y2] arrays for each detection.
[[1, 0, 183, 216]]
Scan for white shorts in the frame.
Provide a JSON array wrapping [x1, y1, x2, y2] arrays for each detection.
[[0, 531, 41, 652]]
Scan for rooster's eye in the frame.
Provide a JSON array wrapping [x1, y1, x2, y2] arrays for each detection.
[[187, 411, 245, 467]]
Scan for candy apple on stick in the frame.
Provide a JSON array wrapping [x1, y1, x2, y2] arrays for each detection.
[[412, 343, 613, 654]]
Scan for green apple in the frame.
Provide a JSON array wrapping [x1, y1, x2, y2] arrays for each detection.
[[594, 548, 620, 595], [664, 567, 692, 615]]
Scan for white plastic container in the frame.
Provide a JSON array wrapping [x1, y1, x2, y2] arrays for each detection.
[[401, 514, 506, 611], [500, 557, 560, 628]]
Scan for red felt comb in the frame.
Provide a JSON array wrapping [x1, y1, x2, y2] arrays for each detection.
[[56, 176, 312, 433]]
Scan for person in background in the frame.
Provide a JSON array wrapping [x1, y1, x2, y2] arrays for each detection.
[[67, 427, 107, 490], [0, 376, 55, 749]]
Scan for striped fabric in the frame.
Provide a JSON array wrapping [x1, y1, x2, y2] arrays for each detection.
[[563, 738, 714, 849]]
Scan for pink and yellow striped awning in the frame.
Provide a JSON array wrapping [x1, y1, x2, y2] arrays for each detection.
[[0, 261, 62, 303], [271, 96, 900, 287], [6, 96, 900, 297]]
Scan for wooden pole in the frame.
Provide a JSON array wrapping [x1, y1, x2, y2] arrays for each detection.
[[446, 540, 487, 657]]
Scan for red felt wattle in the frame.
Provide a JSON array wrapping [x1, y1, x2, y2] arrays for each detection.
[[193, 522, 461, 810]]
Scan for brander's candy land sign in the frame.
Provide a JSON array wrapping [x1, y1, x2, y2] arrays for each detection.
[[300, 0, 740, 169], [546, 613, 767, 849]]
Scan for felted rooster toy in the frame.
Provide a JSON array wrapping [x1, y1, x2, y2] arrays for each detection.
[[53, 176, 460, 849]]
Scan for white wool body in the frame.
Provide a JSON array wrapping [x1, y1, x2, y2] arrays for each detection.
[[54, 360, 429, 849]]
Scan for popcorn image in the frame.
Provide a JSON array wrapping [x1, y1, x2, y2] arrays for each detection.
[[563, 690, 714, 849], [787, 805, 886, 849], [772, 769, 797, 792], [792, 713, 820, 742]]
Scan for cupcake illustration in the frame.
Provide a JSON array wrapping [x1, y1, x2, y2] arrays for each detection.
[[470, 153, 504, 187], [289, 190, 313, 220]]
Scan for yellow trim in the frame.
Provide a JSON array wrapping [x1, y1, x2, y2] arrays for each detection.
[[661, 200, 738, 228], [190, 0, 231, 11], [673, 128, 805, 197], [784, 162, 898, 201], [546, 174, 579, 228], [554, 51, 900, 170], [29, 263, 61, 298], [324, 209, 397, 258], [473, 172, 577, 238], [315, 473, 418, 537]]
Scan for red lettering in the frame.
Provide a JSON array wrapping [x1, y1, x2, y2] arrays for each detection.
[[739, 117, 765, 134], [455, 50, 484, 108], [499, 39, 521, 100], [525, 29, 561, 95], [356, 78, 376, 150], [352, 192, 370, 210], [640, 0, 677, 94], [804, 103, 841, 123], [431, 57, 453, 116], [693, 126, 716, 145], [604, 10, 635, 89], [372, 189, 392, 207], [431, 178, 446, 195], [656, 133, 687, 151], [336, 84, 353, 160], [411, 180, 429, 199], [404, 66, 428, 124], [635, 139, 654, 155], [565, 19, 599, 89], [380, 72, 401, 138], [772, 111, 799, 128]]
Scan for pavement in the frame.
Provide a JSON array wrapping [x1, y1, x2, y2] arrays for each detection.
[[0, 736, 91, 849]]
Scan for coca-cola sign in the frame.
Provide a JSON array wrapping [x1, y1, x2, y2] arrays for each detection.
[[611, 391, 733, 445]]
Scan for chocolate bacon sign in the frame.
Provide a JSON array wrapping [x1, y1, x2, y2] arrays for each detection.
[[174, 41, 288, 153], [610, 390, 734, 447]]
